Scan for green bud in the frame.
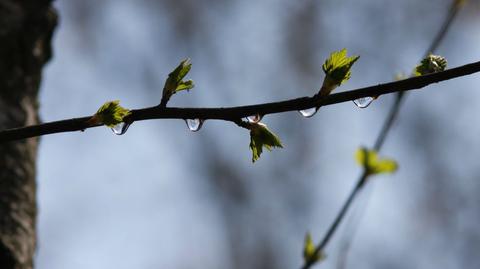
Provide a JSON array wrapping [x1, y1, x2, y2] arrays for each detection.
[[355, 147, 398, 176], [414, 54, 447, 76], [93, 100, 131, 127], [320, 48, 359, 96], [303, 232, 326, 264], [162, 58, 195, 101]]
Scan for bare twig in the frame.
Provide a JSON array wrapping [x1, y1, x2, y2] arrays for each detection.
[[1, 60, 479, 143], [301, 171, 369, 269], [300, 2, 464, 269]]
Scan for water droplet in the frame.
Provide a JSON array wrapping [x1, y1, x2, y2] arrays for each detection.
[[298, 107, 318, 118], [185, 119, 204, 132], [247, 114, 263, 123], [353, 97, 375, 108], [111, 122, 130, 135]]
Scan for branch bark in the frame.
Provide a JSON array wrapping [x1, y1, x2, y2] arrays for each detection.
[[1, 59, 480, 143]]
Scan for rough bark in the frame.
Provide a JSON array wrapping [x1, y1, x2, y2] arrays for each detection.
[[0, 1, 57, 268]]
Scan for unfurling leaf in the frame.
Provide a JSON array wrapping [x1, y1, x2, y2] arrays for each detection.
[[355, 147, 398, 175], [414, 54, 447, 76], [93, 100, 131, 127], [176, 79, 194, 92], [162, 58, 195, 100], [303, 233, 325, 264], [249, 122, 283, 163], [320, 48, 359, 96]]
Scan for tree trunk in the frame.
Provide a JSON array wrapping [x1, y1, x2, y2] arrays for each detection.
[[0, 1, 57, 268]]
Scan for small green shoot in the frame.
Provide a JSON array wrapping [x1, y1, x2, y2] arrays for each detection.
[[320, 48, 360, 96], [303, 233, 325, 264], [162, 58, 195, 103], [355, 147, 398, 176], [414, 54, 447, 76], [92, 100, 131, 127], [249, 122, 283, 163]]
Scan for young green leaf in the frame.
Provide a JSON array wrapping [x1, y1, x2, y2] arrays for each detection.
[[93, 100, 131, 127], [355, 147, 398, 175], [320, 48, 360, 96], [303, 233, 325, 264], [249, 122, 283, 163], [162, 58, 195, 101], [175, 79, 194, 92], [414, 54, 447, 76]]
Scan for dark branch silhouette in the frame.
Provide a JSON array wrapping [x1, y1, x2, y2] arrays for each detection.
[[1, 59, 480, 143], [302, 2, 464, 268]]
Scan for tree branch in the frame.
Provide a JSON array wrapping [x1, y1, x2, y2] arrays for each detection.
[[302, 2, 464, 269], [301, 171, 369, 269], [1, 59, 479, 143]]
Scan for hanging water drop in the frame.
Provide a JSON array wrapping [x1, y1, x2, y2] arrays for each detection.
[[111, 122, 130, 135], [185, 119, 204, 132], [247, 114, 263, 123], [353, 97, 374, 108], [298, 107, 318, 118]]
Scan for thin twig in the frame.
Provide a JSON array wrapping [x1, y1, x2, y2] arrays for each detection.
[[336, 3, 464, 268], [424, 0, 462, 57], [1, 60, 480, 143], [331, 92, 405, 269], [301, 171, 369, 269], [300, 2, 463, 269]]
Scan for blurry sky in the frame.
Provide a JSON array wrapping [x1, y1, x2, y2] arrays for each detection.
[[35, 1, 480, 268]]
